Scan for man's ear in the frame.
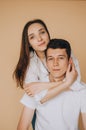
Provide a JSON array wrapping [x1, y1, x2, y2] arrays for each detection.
[[46, 60, 50, 72], [69, 57, 72, 64], [68, 57, 73, 71]]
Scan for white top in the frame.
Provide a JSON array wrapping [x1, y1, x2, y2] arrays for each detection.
[[25, 51, 48, 83], [21, 76, 86, 130]]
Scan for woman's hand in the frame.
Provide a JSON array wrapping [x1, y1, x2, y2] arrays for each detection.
[[65, 59, 78, 87], [24, 82, 46, 96]]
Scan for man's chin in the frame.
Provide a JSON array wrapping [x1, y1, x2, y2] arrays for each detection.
[[53, 74, 65, 81]]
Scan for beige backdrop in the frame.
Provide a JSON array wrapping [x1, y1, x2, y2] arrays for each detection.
[[0, 0, 86, 130]]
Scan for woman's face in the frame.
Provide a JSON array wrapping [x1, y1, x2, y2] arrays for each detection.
[[28, 23, 50, 52]]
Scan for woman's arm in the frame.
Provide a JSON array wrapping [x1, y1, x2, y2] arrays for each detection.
[[40, 81, 70, 103], [24, 62, 77, 101], [17, 106, 34, 130], [24, 81, 62, 96]]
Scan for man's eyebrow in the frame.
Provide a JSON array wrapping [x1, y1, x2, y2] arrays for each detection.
[[47, 55, 65, 57], [58, 55, 65, 57]]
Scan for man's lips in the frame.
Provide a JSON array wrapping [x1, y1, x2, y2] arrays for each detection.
[[53, 69, 60, 71]]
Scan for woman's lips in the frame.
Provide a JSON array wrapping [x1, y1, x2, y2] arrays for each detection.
[[38, 42, 45, 46]]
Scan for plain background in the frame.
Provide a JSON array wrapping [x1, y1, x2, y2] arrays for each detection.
[[0, 0, 86, 130]]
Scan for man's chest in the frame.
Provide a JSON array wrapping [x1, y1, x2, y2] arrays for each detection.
[[37, 91, 81, 119]]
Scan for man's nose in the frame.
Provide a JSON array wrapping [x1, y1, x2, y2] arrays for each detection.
[[53, 59, 59, 66]]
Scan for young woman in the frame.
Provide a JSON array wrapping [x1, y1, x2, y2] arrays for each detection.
[[13, 19, 80, 103]]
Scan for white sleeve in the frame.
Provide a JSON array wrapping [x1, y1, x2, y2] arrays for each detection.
[[71, 51, 81, 82], [81, 89, 86, 113], [20, 93, 37, 109], [34, 89, 48, 102]]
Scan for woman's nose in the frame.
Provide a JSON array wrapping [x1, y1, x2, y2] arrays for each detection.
[[37, 35, 42, 41]]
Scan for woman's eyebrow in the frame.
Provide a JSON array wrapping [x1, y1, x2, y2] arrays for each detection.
[[28, 28, 45, 37], [28, 33, 34, 37], [39, 28, 45, 31]]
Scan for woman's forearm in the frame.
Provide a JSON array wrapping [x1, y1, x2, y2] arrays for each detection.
[[24, 81, 63, 96], [40, 81, 70, 103]]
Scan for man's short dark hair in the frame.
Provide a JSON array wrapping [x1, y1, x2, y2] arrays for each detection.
[[45, 39, 71, 60]]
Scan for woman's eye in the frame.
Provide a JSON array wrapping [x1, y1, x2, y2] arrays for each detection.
[[47, 58, 53, 61], [29, 36, 34, 40], [40, 31, 45, 34]]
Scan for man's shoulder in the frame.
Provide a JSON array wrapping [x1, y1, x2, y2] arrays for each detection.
[[79, 82, 86, 91], [77, 82, 86, 97], [71, 81, 86, 91], [69, 82, 86, 99]]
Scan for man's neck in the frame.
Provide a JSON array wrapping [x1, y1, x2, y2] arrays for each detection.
[[49, 74, 65, 82]]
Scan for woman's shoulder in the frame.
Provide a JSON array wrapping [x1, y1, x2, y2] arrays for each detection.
[[26, 51, 38, 70], [30, 51, 38, 62]]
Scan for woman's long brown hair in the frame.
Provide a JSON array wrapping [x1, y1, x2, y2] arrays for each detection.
[[13, 19, 50, 88]]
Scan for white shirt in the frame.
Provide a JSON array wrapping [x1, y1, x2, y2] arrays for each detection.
[[21, 76, 86, 130]]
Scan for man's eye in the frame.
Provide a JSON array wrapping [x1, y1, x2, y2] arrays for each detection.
[[59, 57, 64, 59]]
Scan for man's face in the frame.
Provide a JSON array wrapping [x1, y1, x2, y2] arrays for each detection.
[[46, 48, 70, 80]]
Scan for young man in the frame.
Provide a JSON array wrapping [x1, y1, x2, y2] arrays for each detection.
[[17, 39, 86, 130]]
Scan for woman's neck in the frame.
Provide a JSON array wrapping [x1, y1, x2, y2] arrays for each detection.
[[36, 51, 45, 61]]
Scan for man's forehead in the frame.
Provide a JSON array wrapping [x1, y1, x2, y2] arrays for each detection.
[[47, 48, 67, 57]]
